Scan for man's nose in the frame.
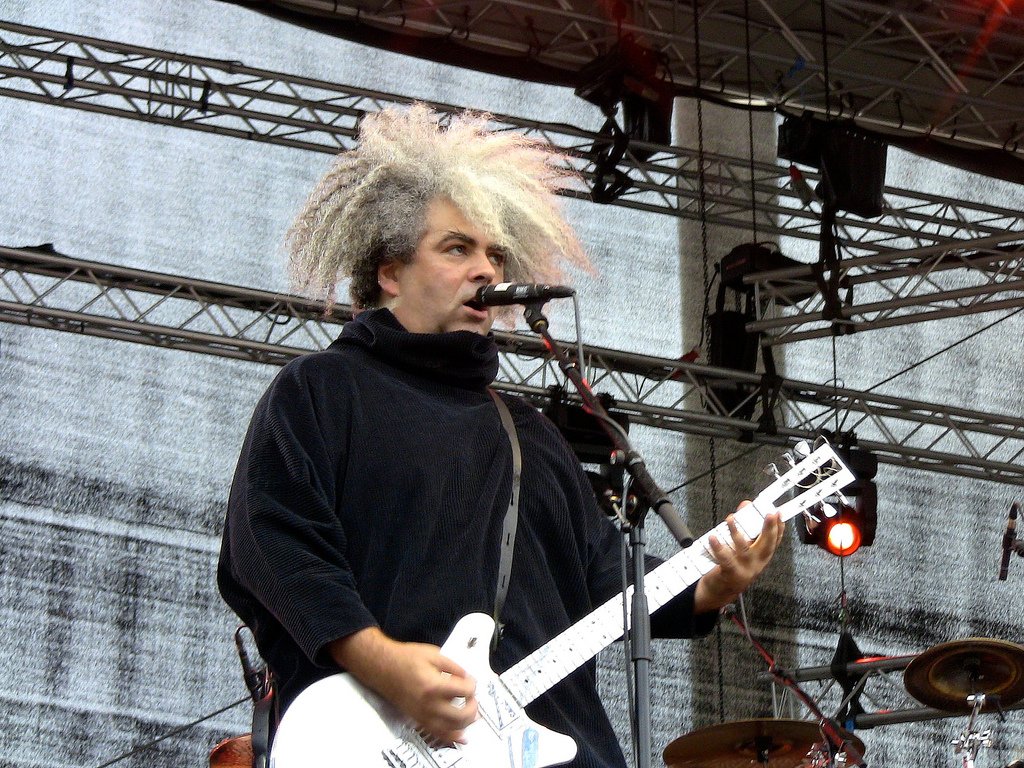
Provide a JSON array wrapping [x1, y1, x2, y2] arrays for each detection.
[[468, 250, 497, 283]]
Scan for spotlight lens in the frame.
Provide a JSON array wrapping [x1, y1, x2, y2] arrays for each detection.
[[826, 521, 861, 555]]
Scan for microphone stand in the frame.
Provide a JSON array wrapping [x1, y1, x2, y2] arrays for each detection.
[[521, 301, 695, 768]]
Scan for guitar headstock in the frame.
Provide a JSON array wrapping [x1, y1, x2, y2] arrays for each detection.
[[753, 439, 856, 523]]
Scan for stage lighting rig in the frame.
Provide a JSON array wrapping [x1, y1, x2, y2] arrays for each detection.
[[576, 36, 674, 202], [778, 114, 887, 219], [798, 443, 878, 557], [575, 36, 673, 151]]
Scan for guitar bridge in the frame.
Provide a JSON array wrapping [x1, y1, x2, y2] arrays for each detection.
[[383, 732, 463, 768]]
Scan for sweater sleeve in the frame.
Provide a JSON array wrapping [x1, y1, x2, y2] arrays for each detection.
[[219, 356, 377, 667]]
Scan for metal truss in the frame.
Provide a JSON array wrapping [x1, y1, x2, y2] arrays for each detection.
[[3, 21, 1024, 259], [3, 245, 1023, 487], [222, 0, 1024, 159], [747, 231, 1024, 344]]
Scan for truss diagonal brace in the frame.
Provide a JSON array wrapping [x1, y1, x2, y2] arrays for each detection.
[[746, 231, 1024, 344]]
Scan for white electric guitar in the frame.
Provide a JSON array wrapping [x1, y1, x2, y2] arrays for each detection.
[[271, 440, 854, 768]]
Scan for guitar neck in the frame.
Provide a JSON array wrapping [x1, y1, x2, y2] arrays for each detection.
[[500, 515, 728, 706], [500, 443, 852, 708]]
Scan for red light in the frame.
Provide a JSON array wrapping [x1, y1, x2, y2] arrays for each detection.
[[825, 521, 862, 556]]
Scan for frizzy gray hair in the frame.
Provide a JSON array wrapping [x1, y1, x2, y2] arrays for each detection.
[[286, 104, 590, 308]]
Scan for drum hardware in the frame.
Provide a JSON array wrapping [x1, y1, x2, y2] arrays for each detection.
[[760, 643, 1024, 728], [704, 606, 867, 768], [902, 638, 1024, 768], [951, 693, 993, 768], [732, 636, 1024, 764]]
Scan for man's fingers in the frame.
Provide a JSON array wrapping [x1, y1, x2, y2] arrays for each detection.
[[434, 654, 469, 679], [422, 695, 479, 744], [725, 515, 754, 552], [435, 658, 477, 700], [436, 674, 477, 700]]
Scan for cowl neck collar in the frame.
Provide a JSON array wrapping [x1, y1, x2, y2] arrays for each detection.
[[337, 308, 499, 390]]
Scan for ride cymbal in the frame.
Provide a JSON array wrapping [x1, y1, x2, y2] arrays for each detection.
[[904, 637, 1024, 712]]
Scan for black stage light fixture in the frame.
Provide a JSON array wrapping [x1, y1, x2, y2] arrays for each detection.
[[707, 243, 815, 421], [804, 502, 874, 556], [576, 36, 674, 163], [778, 115, 887, 219], [798, 444, 878, 557], [542, 388, 630, 466]]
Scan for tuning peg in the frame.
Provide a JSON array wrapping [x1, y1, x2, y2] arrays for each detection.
[[793, 440, 811, 458], [820, 502, 839, 519], [764, 462, 781, 479]]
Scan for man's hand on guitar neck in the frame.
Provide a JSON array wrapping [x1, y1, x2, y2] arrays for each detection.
[[329, 626, 479, 744], [693, 503, 784, 614]]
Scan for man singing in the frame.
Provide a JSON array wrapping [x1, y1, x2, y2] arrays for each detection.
[[218, 104, 782, 768]]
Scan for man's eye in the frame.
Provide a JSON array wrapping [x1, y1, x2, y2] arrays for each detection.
[[489, 251, 507, 266]]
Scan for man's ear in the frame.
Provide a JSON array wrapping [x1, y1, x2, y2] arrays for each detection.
[[377, 259, 402, 302]]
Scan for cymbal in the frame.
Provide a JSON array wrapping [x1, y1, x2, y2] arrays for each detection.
[[904, 637, 1024, 712], [209, 735, 253, 768], [663, 719, 865, 768]]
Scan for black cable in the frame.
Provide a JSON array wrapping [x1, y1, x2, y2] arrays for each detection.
[[665, 444, 765, 495], [93, 697, 250, 768], [617, 494, 639, 765], [837, 305, 1023, 434], [832, 334, 839, 435], [866, 306, 1023, 394], [820, 0, 832, 120]]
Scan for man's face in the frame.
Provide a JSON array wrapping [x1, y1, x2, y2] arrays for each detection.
[[379, 197, 507, 335]]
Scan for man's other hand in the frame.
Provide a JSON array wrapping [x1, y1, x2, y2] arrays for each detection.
[[693, 503, 785, 614]]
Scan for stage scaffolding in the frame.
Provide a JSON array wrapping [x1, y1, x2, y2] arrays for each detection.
[[3, 245, 1022, 487], [2, 19, 1024, 264]]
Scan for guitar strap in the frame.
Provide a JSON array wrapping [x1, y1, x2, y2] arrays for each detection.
[[488, 388, 522, 652]]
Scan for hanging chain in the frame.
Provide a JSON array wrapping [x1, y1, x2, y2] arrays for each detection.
[[744, 0, 758, 240], [690, 0, 725, 726]]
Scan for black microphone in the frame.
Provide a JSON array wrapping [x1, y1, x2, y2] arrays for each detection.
[[999, 502, 1019, 581], [234, 626, 267, 701], [473, 282, 575, 307]]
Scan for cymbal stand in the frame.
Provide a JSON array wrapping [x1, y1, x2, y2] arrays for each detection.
[[952, 694, 992, 768], [728, 607, 867, 767]]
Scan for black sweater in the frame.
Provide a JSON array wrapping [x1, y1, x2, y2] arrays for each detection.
[[218, 308, 714, 768]]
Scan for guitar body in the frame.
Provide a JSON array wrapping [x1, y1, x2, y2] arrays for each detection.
[[271, 613, 578, 768]]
